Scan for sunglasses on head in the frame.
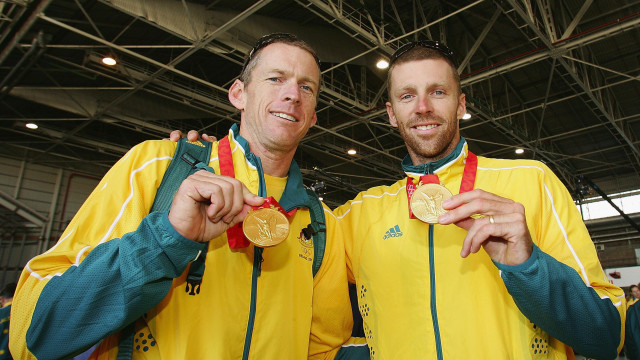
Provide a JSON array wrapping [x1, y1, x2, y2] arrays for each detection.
[[241, 33, 320, 73], [389, 40, 457, 68]]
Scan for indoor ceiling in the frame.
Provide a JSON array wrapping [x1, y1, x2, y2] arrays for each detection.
[[1, 0, 640, 209]]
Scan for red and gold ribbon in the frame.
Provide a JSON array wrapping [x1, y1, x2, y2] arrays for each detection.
[[218, 135, 293, 248]]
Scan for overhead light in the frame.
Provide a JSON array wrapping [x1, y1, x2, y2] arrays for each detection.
[[515, 148, 524, 154], [462, 113, 471, 120], [318, 196, 324, 201], [376, 59, 389, 69], [102, 56, 117, 66], [347, 148, 357, 155], [26, 123, 38, 129]]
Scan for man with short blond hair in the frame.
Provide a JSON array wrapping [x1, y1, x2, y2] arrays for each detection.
[[333, 40, 624, 359], [10, 34, 367, 360]]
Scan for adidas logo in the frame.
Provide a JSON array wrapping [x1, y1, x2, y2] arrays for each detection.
[[383, 225, 403, 240]]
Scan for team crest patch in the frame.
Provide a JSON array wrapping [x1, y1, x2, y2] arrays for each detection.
[[298, 224, 314, 261]]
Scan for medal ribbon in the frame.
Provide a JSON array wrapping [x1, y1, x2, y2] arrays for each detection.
[[406, 151, 478, 219], [218, 135, 249, 249], [253, 196, 291, 216], [218, 135, 292, 248]]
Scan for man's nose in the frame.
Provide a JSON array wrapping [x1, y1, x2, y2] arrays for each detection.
[[281, 81, 301, 103], [416, 95, 434, 114]]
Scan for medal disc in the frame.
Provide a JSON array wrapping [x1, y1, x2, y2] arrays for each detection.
[[410, 183, 453, 223], [243, 207, 290, 247]]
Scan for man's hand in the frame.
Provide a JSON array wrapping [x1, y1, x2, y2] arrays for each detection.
[[168, 170, 264, 242], [438, 189, 533, 265], [167, 130, 216, 142]]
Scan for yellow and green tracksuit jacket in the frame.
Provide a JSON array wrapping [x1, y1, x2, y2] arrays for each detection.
[[332, 138, 624, 360], [0, 302, 11, 360], [626, 298, 640, 359], [10, 124, 364, 360]]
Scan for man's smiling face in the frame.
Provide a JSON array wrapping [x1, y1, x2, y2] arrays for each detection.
[[231, 42, 320, 155], [386, 58, 466, 165]]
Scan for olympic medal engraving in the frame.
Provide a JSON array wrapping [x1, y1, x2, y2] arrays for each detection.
[[410, 183, 453, 223], [243, 207, 289, 247]]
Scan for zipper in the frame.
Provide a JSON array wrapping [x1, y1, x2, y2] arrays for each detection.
[[241, 246, 264, 360], [241, 152, 265, 359], [429, 225, 443, 360]]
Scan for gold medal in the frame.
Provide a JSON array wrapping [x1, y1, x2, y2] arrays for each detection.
[[410, 183, 453, 223], [242, 207, 290, 247]]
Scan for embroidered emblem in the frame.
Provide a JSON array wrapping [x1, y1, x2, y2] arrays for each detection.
[[383, 225, 403, 239], [297, 224, 314, 261]]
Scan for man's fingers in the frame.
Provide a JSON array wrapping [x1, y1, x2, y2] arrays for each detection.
[[440, 190, 519, 225], [244, 187, 265, 207], [165, 129, 216, 142], [183, 171, 242, 223], [460, 217, 495, 257], [168, 130, 183, 141], [202, 133, 217, 142], [221, 184, 264, 223], [188, 172, 259, 224], [187, 130, 200, 142], [452, 217, 474, 231], [210, 181, 236, 223], [226, 204, 254, 226], [458, 212, 531, 262], [442, 189, 512, 210], [460, 235, 473, 257], [218, 180, 250, 223]]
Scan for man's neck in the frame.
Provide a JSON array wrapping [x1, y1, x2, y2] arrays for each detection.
[[408, 150, 451, 166], [408, 136, 462, 166], [254, 147, 293, 177], [237, 125, 295, 177]]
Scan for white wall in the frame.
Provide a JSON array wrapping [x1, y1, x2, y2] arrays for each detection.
[[605, 266, 640, 288], [0, 157, 101, 285]]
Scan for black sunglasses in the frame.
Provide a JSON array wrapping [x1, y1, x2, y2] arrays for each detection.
[[241, 33, 320, 74], [389, 40, 457, 68]]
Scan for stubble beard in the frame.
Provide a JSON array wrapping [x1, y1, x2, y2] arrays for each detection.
[[398, 114, 459, 165]]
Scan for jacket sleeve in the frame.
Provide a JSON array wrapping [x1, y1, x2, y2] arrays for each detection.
[[9, 141, 205, 360], [307, 206, 369, 360], [494, 162, 624, 360], [626, 303, 640, 360]]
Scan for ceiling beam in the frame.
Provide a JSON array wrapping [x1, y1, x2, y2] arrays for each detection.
[[0, 189, 46, 227], [505, 0, 640, 170], [462, 11, 640, 85]]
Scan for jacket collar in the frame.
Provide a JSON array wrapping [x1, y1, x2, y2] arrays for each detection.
[[402, 137, 467, 176], [229, 124, 311, 212]]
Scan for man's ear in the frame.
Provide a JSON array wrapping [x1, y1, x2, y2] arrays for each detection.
[[310, 111, 317, 127], [228, 79, 246, 111], [457, 93, 466, 120], [386, 101, 398, 128]]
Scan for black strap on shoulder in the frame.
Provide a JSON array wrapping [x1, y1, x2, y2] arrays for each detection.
[[150, 138, 213, 212], [305, 189, 326, 277]]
